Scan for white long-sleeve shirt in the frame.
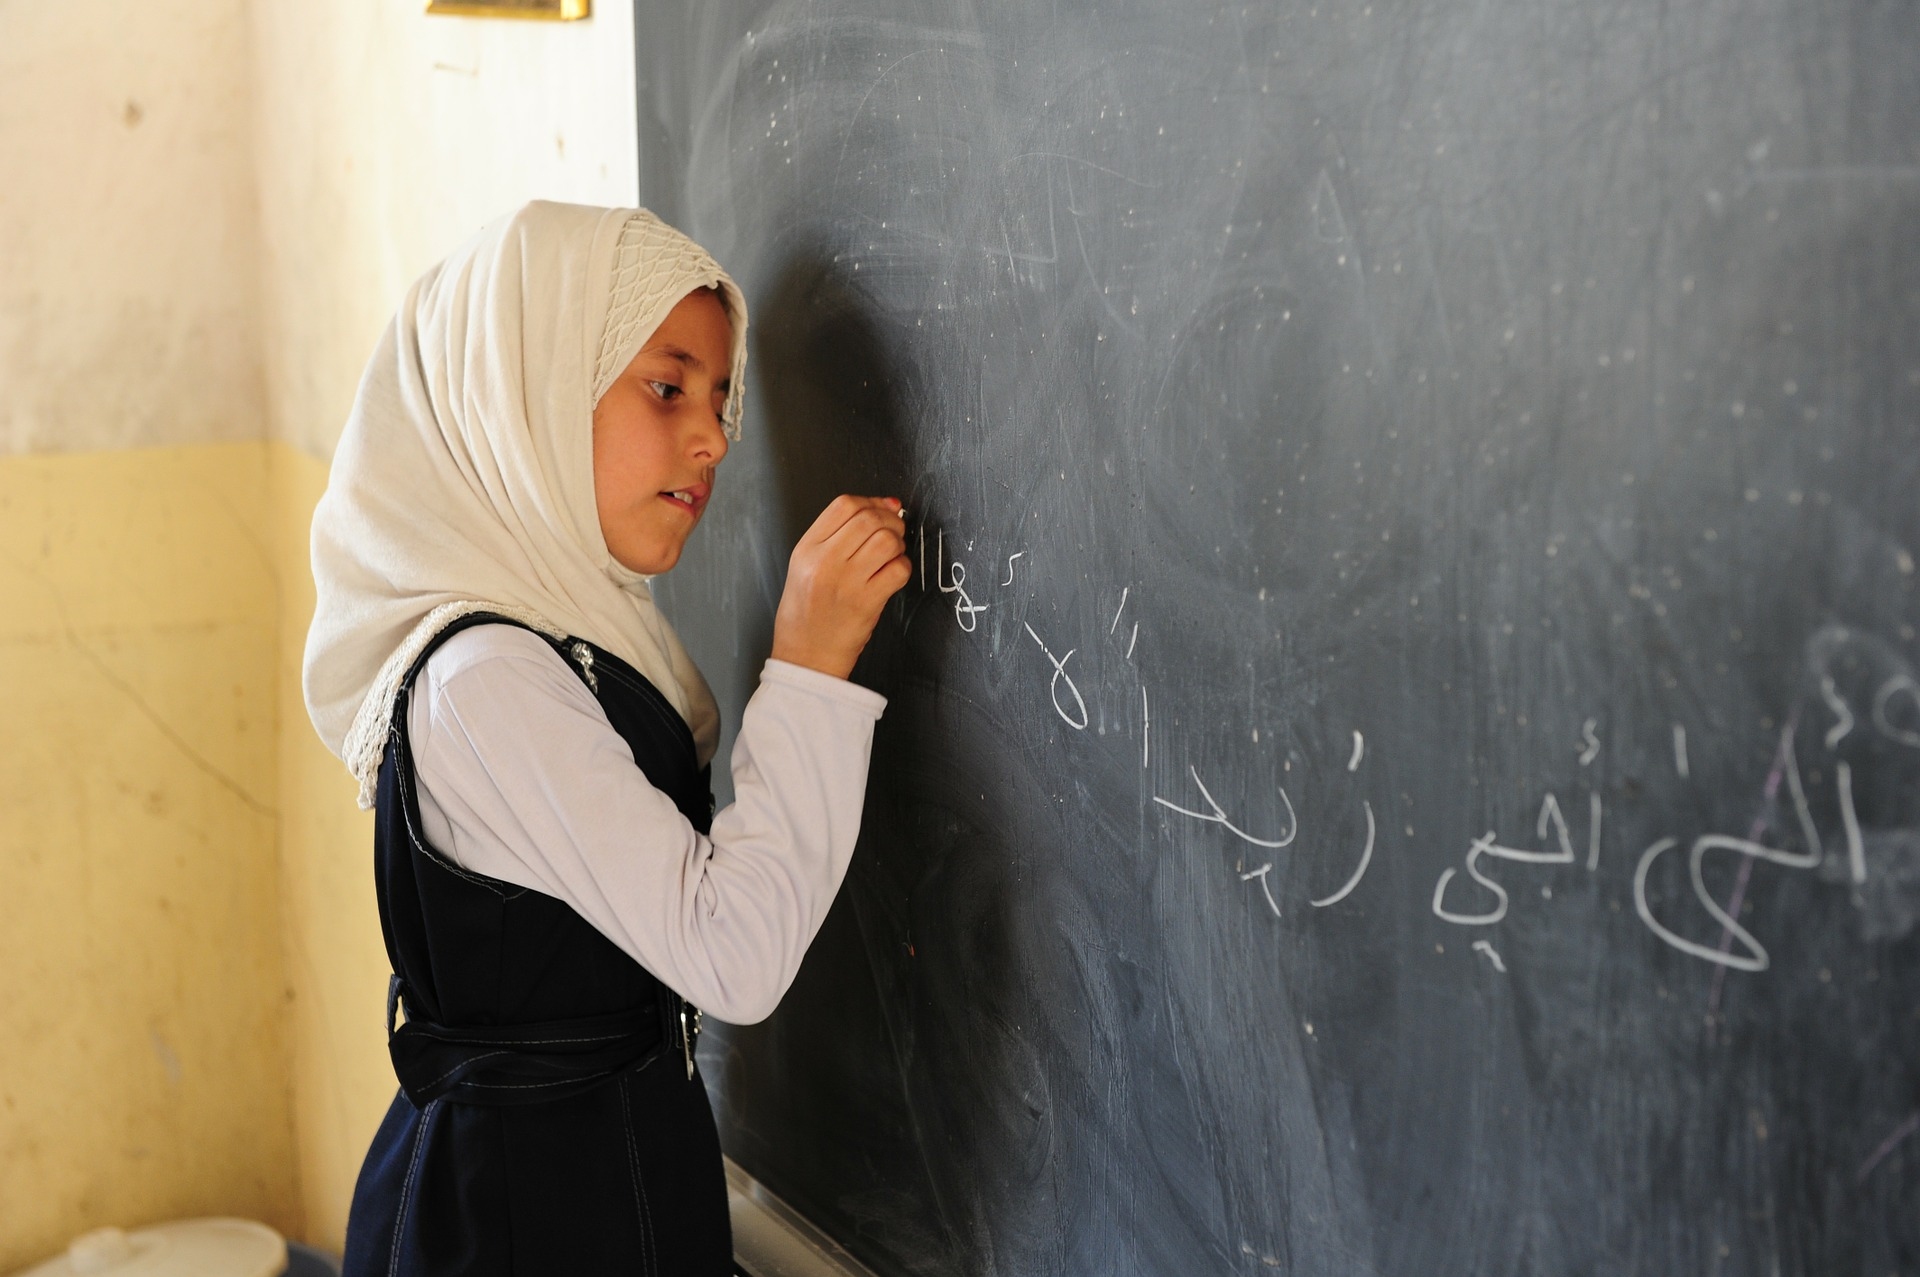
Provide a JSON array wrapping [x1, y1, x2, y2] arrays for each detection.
[[405, 624, 885, 1025]]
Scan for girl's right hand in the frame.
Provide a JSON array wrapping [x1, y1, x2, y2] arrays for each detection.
[[770, 495, 912, 680]]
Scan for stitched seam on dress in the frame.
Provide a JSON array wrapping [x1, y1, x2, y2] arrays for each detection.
[[586, 660, 695, 753], [619, 1078, 658, 1276], [394, 688, 531, 899], [591, 661, 680, 725], [393, 746, 514, 895], [388, 1099, 437, 1277], [394, 616, 554, 898]]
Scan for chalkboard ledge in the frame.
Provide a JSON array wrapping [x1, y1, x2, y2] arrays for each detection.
[[728, 1157, 876, 1277]]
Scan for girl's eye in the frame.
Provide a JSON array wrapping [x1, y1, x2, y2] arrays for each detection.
[[648, 380, 682, 401]]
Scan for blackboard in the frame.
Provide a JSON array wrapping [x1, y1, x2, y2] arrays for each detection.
[[641, 2, 1920, 1272]]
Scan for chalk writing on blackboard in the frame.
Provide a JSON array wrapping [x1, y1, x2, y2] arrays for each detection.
[[1022, 622, 1087, 730], [1820, 675, 1855, 748], [1309, 800, 1375, 908], [1837, 761, 1865, 884], [934, 531, 986, 632], [991, 563, 1906, 957], [1873, 674, 1920, 745], [1154, 765, 1298, 849], [1587, 793, 1603, 870], [1239, 862, 1281, 918], [1634, 835, 1818, 972]]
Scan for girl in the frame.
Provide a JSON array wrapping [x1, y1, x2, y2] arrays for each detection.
[[303, 201, 910, 1275]]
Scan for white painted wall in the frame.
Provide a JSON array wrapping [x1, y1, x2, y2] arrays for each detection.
[[249, 0, 639, 459], [0, 0, 264, 455]]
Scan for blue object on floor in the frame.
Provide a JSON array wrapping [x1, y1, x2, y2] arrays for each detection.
[[280, 1242, 341, 1277]]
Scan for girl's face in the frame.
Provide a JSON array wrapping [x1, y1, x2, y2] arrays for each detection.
[[591, 288, 733, 575]]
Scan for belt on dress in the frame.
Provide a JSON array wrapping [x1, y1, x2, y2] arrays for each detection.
[[386, 975, 703, 1108]]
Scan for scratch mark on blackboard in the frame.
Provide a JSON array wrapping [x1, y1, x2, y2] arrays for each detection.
[[1141, 685, 1150, 768], [1061, 164, 1138, 335], [1857, 1112, 1920, 1184], [832, 48, 945, 193], [1418, 214, 1454, 363], [1754, 164, 1920, 185], [1007, 151, 1161, 188], [1154, 766, 1297, 848], [1310, 801, 1374, 907], [1239, 862, 1281, 917], [1310, 168, 1348, 244]]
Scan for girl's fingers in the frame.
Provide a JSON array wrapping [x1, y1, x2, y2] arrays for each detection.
[[849, 526, 908, 582], [804, 495, 901, 551], [819, 504, 903, 564], [800, 493, 870, 547], [870, 553, 913, 591]]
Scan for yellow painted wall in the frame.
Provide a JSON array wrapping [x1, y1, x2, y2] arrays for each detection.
[[0, 441, 394, 1267], [0, 443, 298, 1270], [268, 444, 391, 1253]]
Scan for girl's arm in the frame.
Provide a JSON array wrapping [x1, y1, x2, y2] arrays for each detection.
[[411, 494, 910, 1022], [411, 624, 884, 1024]]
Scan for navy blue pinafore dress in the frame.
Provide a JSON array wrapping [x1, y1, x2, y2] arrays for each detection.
[[341, 615, 733, 1276]]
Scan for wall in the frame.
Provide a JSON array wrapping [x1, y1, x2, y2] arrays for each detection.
[[247, 0, 641, 1249], [1, 0, 641, 1263], [0, 1, 296, 1268], [0, 0, 265, 456], [249, 0, 640, 457], [0, 444, 299, 1268]]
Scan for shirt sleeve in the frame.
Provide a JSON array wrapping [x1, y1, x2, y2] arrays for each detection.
[[408, 627, 886, 1025]]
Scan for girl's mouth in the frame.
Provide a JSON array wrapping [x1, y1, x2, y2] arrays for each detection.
[[660, 484, 709, 514]]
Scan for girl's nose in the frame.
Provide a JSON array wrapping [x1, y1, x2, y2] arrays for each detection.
[[691, 408, 729, 465]]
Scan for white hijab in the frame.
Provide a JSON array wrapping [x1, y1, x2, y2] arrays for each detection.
[[303, 200, 749, 808]]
